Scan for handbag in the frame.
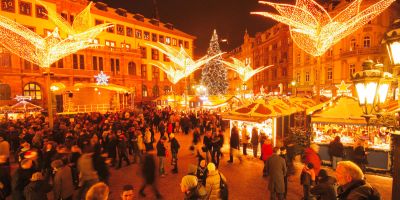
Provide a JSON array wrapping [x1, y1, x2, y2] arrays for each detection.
[[219, 173, 228, 200]]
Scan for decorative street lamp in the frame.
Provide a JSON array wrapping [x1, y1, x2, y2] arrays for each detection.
[[291, 80, 297, 96], [382, 18, 400, 200], [352, 60, 392, 124]]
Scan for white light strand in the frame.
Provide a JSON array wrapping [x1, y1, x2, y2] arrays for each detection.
[[222, 57, 273, 82]]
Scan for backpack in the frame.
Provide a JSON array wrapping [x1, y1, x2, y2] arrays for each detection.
[[196, 183, 207, 199], [219, 173, 228, 200]]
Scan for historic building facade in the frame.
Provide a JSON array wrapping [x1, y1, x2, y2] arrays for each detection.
[[229, 0, 399, 98], [0, 0, 195, 111]]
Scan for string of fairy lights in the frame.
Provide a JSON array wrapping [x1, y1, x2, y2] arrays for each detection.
[[222, 57, 273, 82], [252, 0, 396, 56]]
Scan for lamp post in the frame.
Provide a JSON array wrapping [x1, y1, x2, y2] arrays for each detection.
[[382, 18, 400, 200]]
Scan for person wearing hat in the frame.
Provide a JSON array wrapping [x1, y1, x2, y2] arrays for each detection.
[[310, 169, 337, 200], [121, 184, 134, 200], [156, 136, 168, 176], [180, 174, 201, 200], [52, 159, 74, 200], [24, 172, 52, 200], [170, 133, 180, 174], [205, 162, 227, 200]]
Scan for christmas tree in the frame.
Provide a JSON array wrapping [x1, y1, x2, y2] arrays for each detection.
[[201, 30, 228, 95]]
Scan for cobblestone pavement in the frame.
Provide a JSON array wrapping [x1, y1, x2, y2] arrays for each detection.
[[107, 131, 392, 200]]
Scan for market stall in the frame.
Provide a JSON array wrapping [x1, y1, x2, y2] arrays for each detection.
[[0, 101, 43, 120], [308, 96, 391, 171]]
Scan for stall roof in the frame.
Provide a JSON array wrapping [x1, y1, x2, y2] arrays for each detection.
[[10, 101, 43, 113], [309, 96, 370, 125], [221, 97, 312, 122]]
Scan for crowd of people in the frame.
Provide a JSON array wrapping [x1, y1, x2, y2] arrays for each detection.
[[0, 103, 385, 200]]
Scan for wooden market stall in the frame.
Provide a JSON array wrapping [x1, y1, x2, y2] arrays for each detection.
[[308, 96, 391, 171]]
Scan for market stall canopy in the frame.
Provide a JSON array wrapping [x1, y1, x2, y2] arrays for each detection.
[[10, 101, 43, 113], [221, 97, 306, 123], [309, 96, 370, 125], [202, 95, 241, 108], [70, 83, 132, 93], [0, 105, 11, 114]]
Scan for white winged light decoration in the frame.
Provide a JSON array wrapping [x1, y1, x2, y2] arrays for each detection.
[[222, 57, 273, 82]]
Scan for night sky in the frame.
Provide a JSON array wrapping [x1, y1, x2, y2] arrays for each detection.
[[92, 0, 294, 56]]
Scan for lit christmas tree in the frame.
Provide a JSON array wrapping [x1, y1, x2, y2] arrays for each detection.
[[201, 30, 228, 95]]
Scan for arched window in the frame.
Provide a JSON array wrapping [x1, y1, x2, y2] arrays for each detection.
[[142, 85, 148, 97], [350, 38, 356, 51], [23, 83, 42, 99], [0, 83, 11, 100], [363, 36, 371, 48], [164, 86, 171, 94], [152, 85, 160, 97], [128, 62, 136, 76]]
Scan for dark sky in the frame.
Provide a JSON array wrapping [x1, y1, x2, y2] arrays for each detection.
[[92, 0, 294, 56]]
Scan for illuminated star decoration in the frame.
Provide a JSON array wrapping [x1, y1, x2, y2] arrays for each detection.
[[147, 42, 222, 84], [0, 3, 112, 69], [222, 57, 273, 82], [14, 95, 32, 102], [252, 0, 396, 56], [95, 71, 110, 85], [335, 80, 352, 96]]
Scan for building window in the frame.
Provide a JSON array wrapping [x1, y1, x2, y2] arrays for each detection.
[[122, 43, 131, 49], [152, 85, 159, 97], [19, 1, 31, 16], [128, 62, 136, 76], [272, 69, 277, 80], [60, 12, 68, 20], [282, 68, 287, 77], [144, 31, 150, 40], [58, 59, 63, 68], [116, 24, 124, 35], [99, 57, 103, 71], [152, 65, 159, 80], [79, 55, 84, 69], [327, 67, 333, 80], [350, 38, 356, 51], [73, 54, 78, 69], [106, 23, 114, 33], [296, 72, 300, 82], [141, 64, 147, 79], [95, 19, 103, 25], [110, 58, 115, 74], [0, 83, 11, 100], [142, 85, 148, 97], [140, 47, 147, 59], [126, 27, 133, 37], [166, 37, 171, 45], [69, 15, 74, 24], [0, 47, 11, 68], [152, 33, 157, 42], [151, 48, 159, 60], [105, 40, 116, 47], [93, 56, 98, 70], [363, 36, 371, 48], [164, 86, 171, 94], [23, 83, 41, 100], [178, 40, 183, 47], [296, 54, 300, 64], [305, 72, 310, 82], [349, 64, 355, 76], [184, 41, 189, 49], [135, 29, 142, 38], [163, 54, 170, 62], [35, 5, 47, 19], [116, 59, 120, 74], [159, 35, 164, 43], [1, 0, 15, 12], [172, 38, 177, 46]]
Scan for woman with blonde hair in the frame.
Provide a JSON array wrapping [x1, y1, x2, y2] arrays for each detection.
[[24, 172, 52, 200], [85, 182, 109, 200]]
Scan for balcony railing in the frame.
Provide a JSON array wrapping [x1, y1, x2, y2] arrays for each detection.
[[63, 104, 117, 113], [340, 46, 383, 57]]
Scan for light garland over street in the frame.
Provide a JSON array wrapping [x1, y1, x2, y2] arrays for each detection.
[[222, 57, 273, 82]]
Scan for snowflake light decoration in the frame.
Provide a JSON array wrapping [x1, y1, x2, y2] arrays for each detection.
[[252, 0, 396, 56], [222, 57, 273, 82], [0, 3, 111, 69], [146, 42, 222, 84], [95, 71, 110, 85]]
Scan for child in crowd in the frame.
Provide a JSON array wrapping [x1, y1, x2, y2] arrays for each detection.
[[300, 163, 315, 200]]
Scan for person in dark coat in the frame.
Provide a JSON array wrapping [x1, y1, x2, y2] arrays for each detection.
[[0, 155, 11, 199], [196, 160, 208, 186], [12, 159, 35, 200], [203, 131, 213, 163], [265, 147, 287, 200], [106, 133, 118, 167], [52, 160, 74, 200], [251, 127, 259, 158], [328, 136, 344, 170], [310, 169, 337, 200], [170, 134, 180, 173], [117, 134, 130, 169], [228, 125, 241, 163], [300, 163, 315, 200], [24, 172, 52, 200], [139, 153, 162, 199], [352, 140, 368, 173], [336, 161, 380, 200]]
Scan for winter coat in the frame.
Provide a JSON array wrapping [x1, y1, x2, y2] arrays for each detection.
[[265, 154, 287, 193], [304, 147, 322, 175], [230, 127, 240, 149], [11, 167, 35, 200], [77, 153, 99, 183], [53, 166, 74, 200], [24, 180, 52, 200], [142, 154, 156, 184], [203, 136, 213, 151], [241, 129, 249, 144], [196, 167, 208, 186], [310, 176, 337, 200], [261, 143, 273, 161], [250, 129, 259, 146], [0, 163, 11, 199], [352, 146, 368, 165], [157, 141, 166, 157], [328, 141, 344, 157], [205, 170, 226, 200], [170, 137, 180, 153], [337, 179, 381, 200]]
